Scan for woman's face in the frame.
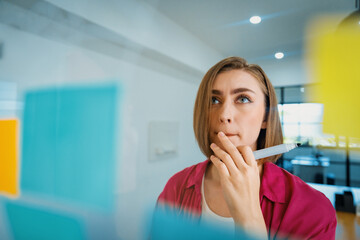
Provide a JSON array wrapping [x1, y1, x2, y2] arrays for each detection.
[[209, 69, 267, 151]]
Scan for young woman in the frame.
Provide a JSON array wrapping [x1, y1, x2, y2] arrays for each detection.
[[157, 57, 336, 239]]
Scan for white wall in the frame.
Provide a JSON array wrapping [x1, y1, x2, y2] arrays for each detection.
[[0, 0, 224, 239]]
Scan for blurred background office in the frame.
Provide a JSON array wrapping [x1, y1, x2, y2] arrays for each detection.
[[0, 0, 359, 240]]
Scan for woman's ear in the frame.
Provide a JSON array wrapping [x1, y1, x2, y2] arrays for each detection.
[[262, 108, 269, 129], [261, 120, 267, 129]]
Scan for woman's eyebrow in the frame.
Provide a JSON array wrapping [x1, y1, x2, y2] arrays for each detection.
[[232, 88, 255, 94], [211, 88, 255, 95]]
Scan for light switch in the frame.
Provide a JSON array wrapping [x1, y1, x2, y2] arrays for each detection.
[[148, 121, 179, 162]]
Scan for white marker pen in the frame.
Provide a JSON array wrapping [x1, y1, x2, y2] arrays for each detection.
[[253, 143, 300, 160]]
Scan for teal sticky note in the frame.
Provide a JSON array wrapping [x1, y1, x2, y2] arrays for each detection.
[[21, 84, 121, 210], [5, 201, 85, 240], [148, 208, 259, 240]]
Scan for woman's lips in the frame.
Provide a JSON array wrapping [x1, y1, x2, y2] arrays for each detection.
[[225, 134, 238, 137], [215, 132, 238, 137]]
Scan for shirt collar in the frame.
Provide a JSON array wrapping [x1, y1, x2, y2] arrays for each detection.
[[260, 162, 287, 204], [186, 159, 210, 194]]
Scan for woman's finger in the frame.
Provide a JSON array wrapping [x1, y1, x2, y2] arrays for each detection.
[[209, 154, 230, 178], [217, 132, 247, 169], [210, 143, 238, 176], [237, 145, 256, 167]]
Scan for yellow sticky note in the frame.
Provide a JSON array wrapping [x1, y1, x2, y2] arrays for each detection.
[[307, 17, 360, 138], [0, 119, 18, 197]]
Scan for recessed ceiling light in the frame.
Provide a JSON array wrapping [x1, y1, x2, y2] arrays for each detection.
[[249, 16, 261, 24], [275, 52, 284, 59]]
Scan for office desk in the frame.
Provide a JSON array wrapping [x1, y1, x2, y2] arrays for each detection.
[[309, 183, 360, 240], [336, 212, 360, 240]]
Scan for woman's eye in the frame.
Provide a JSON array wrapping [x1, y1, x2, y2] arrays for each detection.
[[237, 96, 251, 103], [211, 97, 220, 104]]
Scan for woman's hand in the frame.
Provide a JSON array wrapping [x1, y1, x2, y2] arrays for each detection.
[[209, 131, 267, 237]]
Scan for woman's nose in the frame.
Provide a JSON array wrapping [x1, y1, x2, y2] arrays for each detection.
[[219, 102, 233, 123]]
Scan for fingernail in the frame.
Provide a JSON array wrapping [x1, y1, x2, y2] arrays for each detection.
[[210, 143, 216, 148], [218, 131, 225, 137]]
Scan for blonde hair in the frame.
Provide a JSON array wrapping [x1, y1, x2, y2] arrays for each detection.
[[193, 57, 283, 163]]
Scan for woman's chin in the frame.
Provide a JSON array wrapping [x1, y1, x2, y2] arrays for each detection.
[[216, 137, 243, 148], [232, 140, 257, 151], [227, 137, 242, 147]]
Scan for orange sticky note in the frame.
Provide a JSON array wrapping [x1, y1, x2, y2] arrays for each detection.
[[0, 119, 18, 197]]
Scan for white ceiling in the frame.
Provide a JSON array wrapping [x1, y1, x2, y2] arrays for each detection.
[[142, 0, 356, 62]]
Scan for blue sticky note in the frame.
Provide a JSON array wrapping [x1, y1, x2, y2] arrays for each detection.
[[21, 84, 121, 210], [148, 208, 259, 240], [5, 201, 85, 240]]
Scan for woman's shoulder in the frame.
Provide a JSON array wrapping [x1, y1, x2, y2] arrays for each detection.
[[263, 163, 337, 239], [264, 162, 335, 213], [157, 160, 209, 203], [165, 159, 209, 188]]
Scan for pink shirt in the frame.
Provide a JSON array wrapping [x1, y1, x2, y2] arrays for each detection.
[[157, 160, 337, 239]]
